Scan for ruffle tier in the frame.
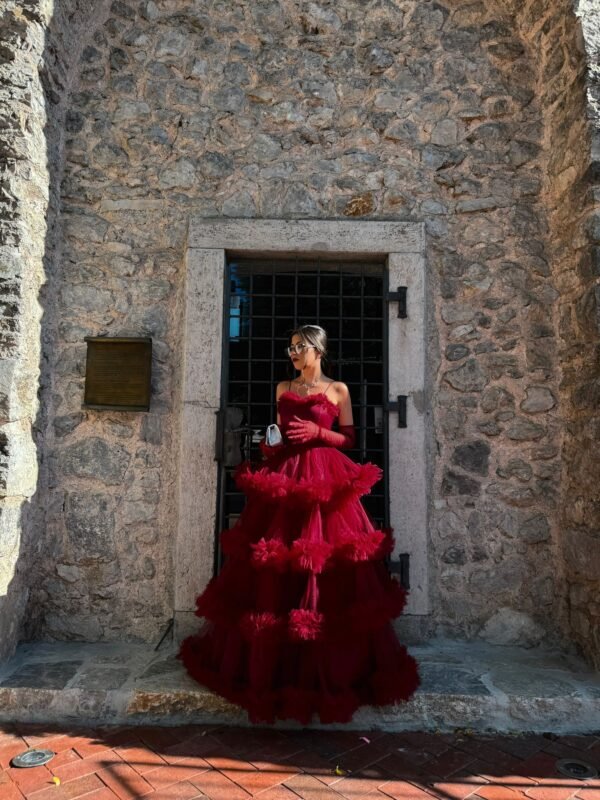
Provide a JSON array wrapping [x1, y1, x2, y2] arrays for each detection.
[[220, 522, 394, 571], [178, 620, 420, 725], [233, 444, 383, 512], [194, 559, 408, 640]]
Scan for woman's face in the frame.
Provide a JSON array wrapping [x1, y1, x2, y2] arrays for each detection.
[[290, 334, 320, 371]]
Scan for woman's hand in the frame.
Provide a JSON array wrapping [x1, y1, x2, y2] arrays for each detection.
[[286, 416, 321, 444]]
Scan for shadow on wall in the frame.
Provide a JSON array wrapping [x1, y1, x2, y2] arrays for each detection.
[[0, 0, 63, 661], [0, 0, 120, 660]]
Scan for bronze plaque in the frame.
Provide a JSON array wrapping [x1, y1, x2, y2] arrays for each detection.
[[83, 337, 152, 411]]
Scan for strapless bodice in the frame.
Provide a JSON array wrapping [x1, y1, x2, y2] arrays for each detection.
[[277, 391, 340, 433]]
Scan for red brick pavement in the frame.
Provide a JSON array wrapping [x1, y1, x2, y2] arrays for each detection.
[[0, 723, 599, 800]]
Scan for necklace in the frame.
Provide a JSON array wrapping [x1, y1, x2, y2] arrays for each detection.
[[296, 376, 322, 392]]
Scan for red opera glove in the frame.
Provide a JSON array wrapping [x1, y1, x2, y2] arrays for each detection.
[[318, 424, 356, 450], [286, 418, 320, 444], [287, 416, 356, 450]]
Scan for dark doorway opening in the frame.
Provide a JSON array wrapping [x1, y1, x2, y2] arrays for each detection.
[[215, 256, 391, 576]]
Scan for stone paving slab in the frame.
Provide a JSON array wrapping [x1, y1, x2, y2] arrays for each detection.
[[1, 722, 600, 800], [0, 639, 598, 733]]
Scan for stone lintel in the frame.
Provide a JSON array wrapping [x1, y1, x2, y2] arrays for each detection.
[[188, 218, 425, 255]]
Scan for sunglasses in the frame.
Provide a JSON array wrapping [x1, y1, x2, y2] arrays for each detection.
[[285, 343, 316, 356]]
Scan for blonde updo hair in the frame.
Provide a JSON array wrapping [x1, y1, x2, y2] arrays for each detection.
[[288, 324, 332, 376]]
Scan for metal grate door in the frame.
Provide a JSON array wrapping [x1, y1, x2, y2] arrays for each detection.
[[214, 256, 404, 582]]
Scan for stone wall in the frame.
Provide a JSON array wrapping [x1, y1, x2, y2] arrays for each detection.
[[42, 0, 561, 645], [0, 0, 598, 664]]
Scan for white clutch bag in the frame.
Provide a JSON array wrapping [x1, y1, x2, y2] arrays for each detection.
[[265, 423, 283, 447]]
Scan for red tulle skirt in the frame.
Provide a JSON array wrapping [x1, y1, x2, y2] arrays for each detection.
[[177, 442, 420, 724]]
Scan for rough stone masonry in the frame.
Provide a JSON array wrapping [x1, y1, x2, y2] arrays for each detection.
[[0, 0, 599, 669]]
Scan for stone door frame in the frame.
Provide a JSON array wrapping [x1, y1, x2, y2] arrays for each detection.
[[175, 218, 429, 640]]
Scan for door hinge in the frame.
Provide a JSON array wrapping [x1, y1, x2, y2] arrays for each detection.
[[388, 554, 410, 589], [386, 395, 407, 428], [386, 286, 407, 318]]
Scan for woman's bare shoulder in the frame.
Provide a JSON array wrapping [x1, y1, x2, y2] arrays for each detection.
[[276, 380, 291, 399], [327, 380, 350, 401]]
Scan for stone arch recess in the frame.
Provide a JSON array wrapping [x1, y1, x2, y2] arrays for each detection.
[[0, 0, 598, 668]]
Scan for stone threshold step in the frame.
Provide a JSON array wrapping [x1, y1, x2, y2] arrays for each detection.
[[0, 638, 598, 733]]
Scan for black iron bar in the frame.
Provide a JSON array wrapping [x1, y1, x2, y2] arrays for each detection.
[[360, 379, 367, 462]]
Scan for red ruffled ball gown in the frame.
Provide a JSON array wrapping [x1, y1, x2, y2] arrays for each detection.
[[177, 390, 420, 724]]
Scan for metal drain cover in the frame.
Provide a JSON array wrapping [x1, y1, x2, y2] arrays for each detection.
[[556, 758, 598, 780], [11, 749, 55, 768]]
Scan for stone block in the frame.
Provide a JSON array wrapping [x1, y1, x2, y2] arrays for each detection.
[[91, 142, 129, 168], [281, 185, 319, 216], [222, 191, 257, 217], [486, 482, 537, 507], [505, 417, 546, 441], [443, 359, 488, 392], [155, 31, 188, 58], [441, 545, 467, 565], [481, 386, 514, 413], [63, 211, 109, 243], [496, 459, 533, 482], [456, 197, 499, 213], [384, 119, 419, 143], [0, 660, 83, 689], [197, 152, 234, 178], [445, 344, 469, 361], [158, 159, 196, 189], [441, 469, 480, 496], [478, 608, 545, 647], [120, 497, 157, 527], [431, 119, 458, 146], [61, 284, 115, 314], [451, 441, 490, 476], [59, 438, 130, 485], [520, 386, 556, 413], [53, 414, 83, 438], [64, 491, 116, 563], [208, 85, 246, 112]]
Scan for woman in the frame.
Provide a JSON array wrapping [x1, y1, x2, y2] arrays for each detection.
[[178, 324, 420, 724]]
